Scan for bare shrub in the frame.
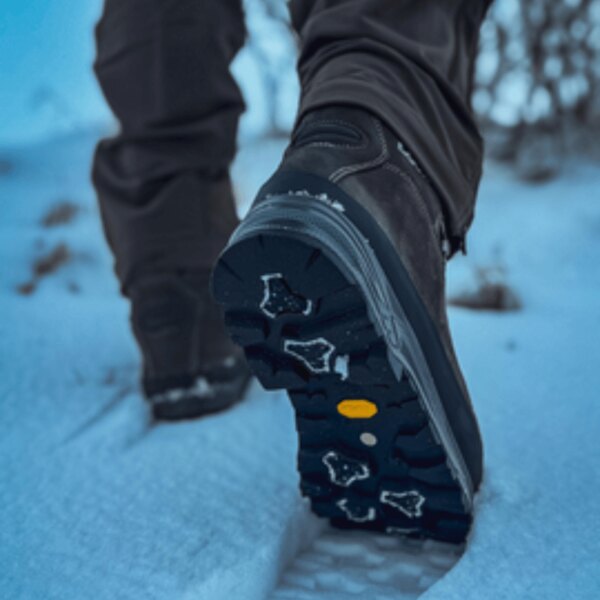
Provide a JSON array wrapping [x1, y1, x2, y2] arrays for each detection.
[[448, 267, 522, 312], [474, 0, 600, 178]]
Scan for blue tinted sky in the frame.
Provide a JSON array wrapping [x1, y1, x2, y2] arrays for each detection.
[[0, 0, 110, 144]]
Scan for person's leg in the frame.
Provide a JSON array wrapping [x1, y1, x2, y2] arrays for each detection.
[[291, 0, 493, 253], [92, 0, 250, 419], [213, 0, 491, 542], [93, 0, 246, 287]]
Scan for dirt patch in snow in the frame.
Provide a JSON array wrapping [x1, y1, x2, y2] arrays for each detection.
[[41, 201, 80, 227], [449, 267, 522, 312], [17, 243, 73, 295]]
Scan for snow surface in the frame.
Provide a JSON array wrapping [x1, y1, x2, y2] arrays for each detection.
[[0, 0, 297, 146], [1, 130, 600, 599]]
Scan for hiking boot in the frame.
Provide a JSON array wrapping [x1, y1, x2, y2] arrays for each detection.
[[130, 269, 251, 420], [211, 106, 484, 543]]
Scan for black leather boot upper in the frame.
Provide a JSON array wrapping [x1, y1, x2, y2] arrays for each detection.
[[129, 268, 249, 419], [263, 106, 483, 488]]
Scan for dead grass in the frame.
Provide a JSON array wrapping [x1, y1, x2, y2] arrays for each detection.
[[41, 201, 80, 227], [17, 243, 73, 295], [448, 267, 522, 312]]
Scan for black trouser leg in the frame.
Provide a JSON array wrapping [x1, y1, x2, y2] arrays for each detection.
[[290, 0, 493, 247], [92, 0, 246, 291]]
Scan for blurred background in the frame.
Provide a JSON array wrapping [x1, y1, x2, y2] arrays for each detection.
[[2, 1, 600, 599], [2, 0, 600, 176]]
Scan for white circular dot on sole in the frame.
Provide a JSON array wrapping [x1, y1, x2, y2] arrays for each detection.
[[360, 432, 378, 447]]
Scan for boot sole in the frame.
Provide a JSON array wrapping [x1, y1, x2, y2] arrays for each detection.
[[212, 181, 476, 544], [149, 367, 252, 421]]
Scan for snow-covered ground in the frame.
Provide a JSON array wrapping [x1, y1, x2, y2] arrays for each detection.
[[1, 130, 600, 599]]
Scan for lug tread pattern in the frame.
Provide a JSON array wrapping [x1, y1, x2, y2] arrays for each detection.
[[212, 234, 471, 543]]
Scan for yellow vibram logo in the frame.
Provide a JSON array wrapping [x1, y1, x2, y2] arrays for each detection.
[[337, 399, 378, 419]]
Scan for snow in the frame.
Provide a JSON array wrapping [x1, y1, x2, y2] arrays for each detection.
[[0, 0, 297, 146], [2, 128, 600, 599], [0, 1, 108, 145]]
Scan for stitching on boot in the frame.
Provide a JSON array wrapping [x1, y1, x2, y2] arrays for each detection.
[[329, 119, 389, 183], [396, 140, 425, 177], [294, 119, 368, 150], [383, 163, 441, 231], [383, 163, 450, 260], [382, 163, 433, 223]]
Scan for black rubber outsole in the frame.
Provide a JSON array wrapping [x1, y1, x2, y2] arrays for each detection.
[[212, 196, 473, 544]]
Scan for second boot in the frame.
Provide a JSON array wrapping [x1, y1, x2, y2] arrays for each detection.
[[212, 107, 484, 543]]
